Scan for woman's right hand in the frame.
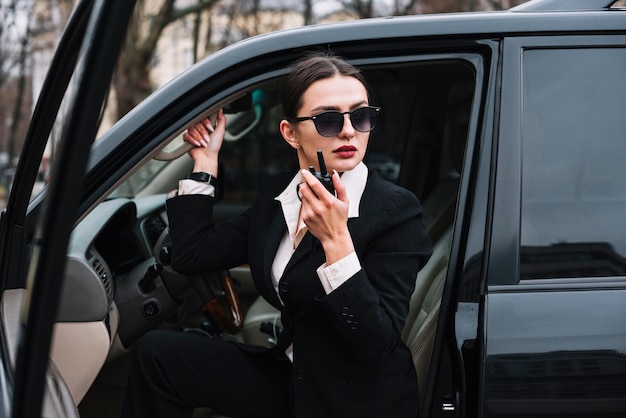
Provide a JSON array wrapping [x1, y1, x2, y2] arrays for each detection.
[[182, 109, 227, 174], [299, 169, 354, 265]]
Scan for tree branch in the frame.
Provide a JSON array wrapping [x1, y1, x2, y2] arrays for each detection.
[[167, 0, 219, 25]]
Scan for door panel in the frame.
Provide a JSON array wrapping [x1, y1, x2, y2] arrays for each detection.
[[484, 35, 626, 417], [0, 1, 137, 417], [485, 288, 626, 417]]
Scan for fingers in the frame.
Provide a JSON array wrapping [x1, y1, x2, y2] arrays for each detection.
[[299, 170, 329, 201], [183, 110, 225, 148], [183, 120, 212, 147], [299, 169, 350, 248], [215, 108, 226, 130], [331, 170, 348, 203]]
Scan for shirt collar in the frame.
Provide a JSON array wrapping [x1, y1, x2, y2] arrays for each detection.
[[341, 161, 367, 219]]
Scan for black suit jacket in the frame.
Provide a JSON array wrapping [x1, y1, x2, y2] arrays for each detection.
[[166, 169, 432, 417]]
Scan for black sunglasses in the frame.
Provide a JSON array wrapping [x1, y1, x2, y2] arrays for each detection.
[[288, 106, 381, 137]]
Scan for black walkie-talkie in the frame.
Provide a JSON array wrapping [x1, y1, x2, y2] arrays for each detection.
[[297, 150, 335, 199], [309, 150, 335, 196]]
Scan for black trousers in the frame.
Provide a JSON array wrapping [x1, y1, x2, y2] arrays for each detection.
[[120, 330, 293, 418]]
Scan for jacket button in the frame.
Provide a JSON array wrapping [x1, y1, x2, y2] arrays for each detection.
[[279, 281, 289, 293], [341, 306, 350, 316], [346, 313, 358, 330], [296, 369, 306, 380]]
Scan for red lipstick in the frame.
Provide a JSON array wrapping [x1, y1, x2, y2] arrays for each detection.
[[334, 145, 357, 158]]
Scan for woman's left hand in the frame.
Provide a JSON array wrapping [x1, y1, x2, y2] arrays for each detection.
[[299, 170, 355, 264]]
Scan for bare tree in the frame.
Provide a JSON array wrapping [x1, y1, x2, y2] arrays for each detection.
[[0, 1, 19, 165], [113, 0, 220, 119], [0, 0, 35, 173], [303, 0, 313, 25], [214, 0, 297, 50], [338, 0, 374, 18], [6, 11, 31, 167], [0, 0, 19, 90], [484, 0, 526, 10], [391, 0, 528, 15]]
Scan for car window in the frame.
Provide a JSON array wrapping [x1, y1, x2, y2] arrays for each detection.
[[520, 47, 626, 280], [112, 57, 476, 222]]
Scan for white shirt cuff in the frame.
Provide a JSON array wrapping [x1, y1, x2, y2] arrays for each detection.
[[177, 179, 215, 196], [316, 251, 361, 294]]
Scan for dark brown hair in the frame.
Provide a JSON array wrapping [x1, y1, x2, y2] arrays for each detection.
[[282, 52, 369, 119]]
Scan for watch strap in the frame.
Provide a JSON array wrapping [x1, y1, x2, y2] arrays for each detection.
[[185, 171, 217, 186]]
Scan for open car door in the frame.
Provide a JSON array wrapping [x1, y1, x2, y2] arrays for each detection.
[[0, 1, 135, 417]]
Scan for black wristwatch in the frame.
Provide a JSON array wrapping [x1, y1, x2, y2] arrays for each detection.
[[185, 171, 217, 186]]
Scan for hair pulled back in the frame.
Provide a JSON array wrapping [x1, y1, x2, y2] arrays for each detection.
[[282, 52, 369, 119]]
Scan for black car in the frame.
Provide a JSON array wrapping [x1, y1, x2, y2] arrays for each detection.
[[1, 0, 625, 417]]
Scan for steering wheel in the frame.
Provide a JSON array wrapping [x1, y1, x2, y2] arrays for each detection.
[[154, 229, 243, 335]]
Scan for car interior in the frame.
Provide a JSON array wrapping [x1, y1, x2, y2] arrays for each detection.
[[0, 57, 476, 417]]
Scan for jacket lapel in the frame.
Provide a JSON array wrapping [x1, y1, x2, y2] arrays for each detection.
[[283, 230, 316, 275], [262, 207, 287, 304]]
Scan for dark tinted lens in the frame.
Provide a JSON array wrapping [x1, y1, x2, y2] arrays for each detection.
[[314, 111, 344, 137], [351, 107, 378, 133], [310, 107, 380, 137]]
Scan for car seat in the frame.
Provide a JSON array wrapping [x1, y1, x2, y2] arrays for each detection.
[[401, 80, 472, 402], [402, 226, 453, 403]]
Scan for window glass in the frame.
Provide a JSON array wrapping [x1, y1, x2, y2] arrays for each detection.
[[113, 58, 476, 223], [213, 59, 475, 225], [520, 48, 626, 280]]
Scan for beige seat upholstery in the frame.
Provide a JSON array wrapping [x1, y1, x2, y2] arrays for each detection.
[[401, 226, 452, 343], [401, 226, 453, 403], [422, 173, 460, 244], [242, 296, 281, 348]]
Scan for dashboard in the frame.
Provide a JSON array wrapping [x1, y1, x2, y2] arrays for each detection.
[[63, 194, 195, 351]]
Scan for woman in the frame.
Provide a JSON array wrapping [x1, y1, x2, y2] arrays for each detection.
[[121, 52, 432, 418]]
